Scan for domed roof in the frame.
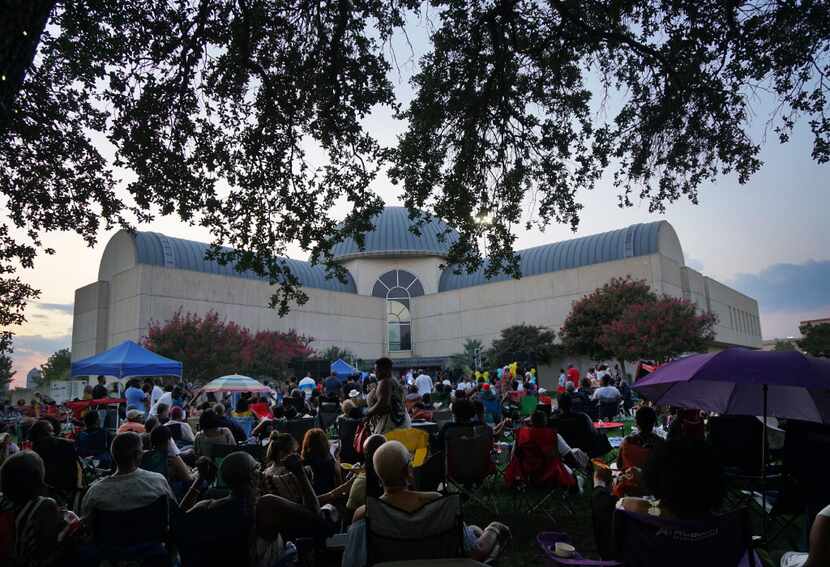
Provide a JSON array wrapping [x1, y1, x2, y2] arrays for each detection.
[[332, 207, 460, 261]]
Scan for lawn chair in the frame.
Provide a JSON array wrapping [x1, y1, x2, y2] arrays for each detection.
[[337, 416, 364, 464], [444, 424, 498, 513], [318, 402, 340, 432], [174, 497, 251, 567], [550, 413, 611, 459], [612, 507, 758, 567], [238, 443, 266, 464], [597, 400, 620, 421], [504, 427, 576, 521], [385, 427, 430, 468], [481, 397, 502, 424], [279, 416, 316, 446], [92, 495, 171, 566], [140, 449, 169, 478], [519, 395, 539, 417], [165, 422, 192, 450], [432, 409, 453, 428], [366, 494, 464, 565], [231, 416, 256, 439]]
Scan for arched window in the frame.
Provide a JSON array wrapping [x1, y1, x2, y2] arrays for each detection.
[[372, 270, 424, 352]]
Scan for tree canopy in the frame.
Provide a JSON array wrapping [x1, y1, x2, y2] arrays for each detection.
[[560, 277, 657, 360], [489, 324, 558, 367], [798, 322, 830, 358], [39, 347, 71, 382], [0, 352, 14, 391], [2, 1, 829, 352], [448, 338, 485, 373], [599, 296, 717, 363]]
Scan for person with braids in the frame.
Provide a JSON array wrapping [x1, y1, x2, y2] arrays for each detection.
[[365, 357, 410, 435]]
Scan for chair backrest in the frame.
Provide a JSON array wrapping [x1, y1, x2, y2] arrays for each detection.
[[203, 442, 239, 460], [385, 428, 430, 467], [598, 401, 620, 421], [550, 414, 593, 454], [165, 421, 184, 442], [366, 494, 464, 565], [709, 415, 764, 474], [431, 409, 453, 427], [520, 395, 539, 417], [318, 403, 340, 430], [140, 449, 169, 479], [444, 425, 493, 485], [286, 416, 316, 445], [337, 416, 364, 464], [174, 497, 250, 567], [613, 508, 755, 567], [231, 416, 256, 439], [238, 443, 265, 464], [93, 495, 169, 548], [481, 398, 501, 423]]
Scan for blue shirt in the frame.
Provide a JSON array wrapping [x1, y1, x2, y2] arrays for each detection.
[[125, 386, 147, 411]]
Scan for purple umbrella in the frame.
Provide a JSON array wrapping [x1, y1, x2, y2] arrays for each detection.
[[634, 347, 830, 539], [633, 348, 830, 424]]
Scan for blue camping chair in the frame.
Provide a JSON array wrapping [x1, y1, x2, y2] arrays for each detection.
[[231, 416, 256, 439], [481, 396, 502, 423]]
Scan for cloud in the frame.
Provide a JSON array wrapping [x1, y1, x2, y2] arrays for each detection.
[[8, 334, 71, 388], [36, 302, 74, 315], [730, 260, 830, 312]]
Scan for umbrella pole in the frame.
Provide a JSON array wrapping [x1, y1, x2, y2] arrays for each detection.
[[762, 383, 768, 543]]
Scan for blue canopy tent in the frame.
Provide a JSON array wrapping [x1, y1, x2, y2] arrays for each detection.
[[71, 340, 183, 379], [330, 358, 358, 381]]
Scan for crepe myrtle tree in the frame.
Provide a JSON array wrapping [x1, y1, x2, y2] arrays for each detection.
[[2, 1, 829, 353]]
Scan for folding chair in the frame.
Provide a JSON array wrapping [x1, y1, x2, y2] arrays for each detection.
[[318, 402, 340, 432], [279, 416, 316, 446], [92, 495, 171, 566], [481, 397, 502, 424], [598, 401, 620, 421], [231, 416, 256, 439], [385, 427, 430, 468], [519, 395, 539, 417], [444, 424, 499, 513], [140, 449, 169, 478], [612, 507, 759, 567], [366, 494, 464, 565], [432, 409, 454, 428]]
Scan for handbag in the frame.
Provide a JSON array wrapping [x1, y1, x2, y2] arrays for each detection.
[[353, 421, 369, 456]]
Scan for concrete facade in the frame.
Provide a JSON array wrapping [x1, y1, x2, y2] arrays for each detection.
[[72, 210, 762, 380]]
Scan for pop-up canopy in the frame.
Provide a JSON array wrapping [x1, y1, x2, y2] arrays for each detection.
[[330, 358, 358, 379], [71, 340, 183, 379]]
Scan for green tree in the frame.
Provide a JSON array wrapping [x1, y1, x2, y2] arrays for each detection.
[[0, 352, 15, 391], [315, 346, 357, 364], [599, 297, 717, 363], [560, 278, 657, 361], [40, 348, 71, 382], [3, 2, 829, 352], [448, 338, 486, 373], [489, 324, 558, 368], [773, 339, 797, 352], [798, 322, 830, 358]]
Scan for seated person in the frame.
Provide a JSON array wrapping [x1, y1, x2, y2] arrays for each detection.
[[82, 432, 176, 521], [193, 409, 236, 458], [0, 451, 71, 566], [667, 408, 705, 442], [165, 406, 195, 446], [617, 406, 664, 470], [550, 393, 610, 458], [618, 438, 725, 520], [117, 409, 146, 434], [591, 375, 622, 404], [260, 432, 311, 505], [780, 503, 830, 567], [28, 420, 82, 505], [344, 441, 510, 566], [231, 398, 257, 421], [410, 401, 433, 422], [435, 398, 477, 449], [504, 410, 578, 489], [346, 434, 386, 514], [339, 399, 364, 421], [149, 425, 194, 485], [74, 411, 112, 465], [213, 403, 247, 443], [300, 428, 342, 496], [155, 403, 171, 425], [179, 451, 333, 565]]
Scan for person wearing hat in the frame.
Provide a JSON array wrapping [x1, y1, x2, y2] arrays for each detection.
[[118, 409, 147, 434]]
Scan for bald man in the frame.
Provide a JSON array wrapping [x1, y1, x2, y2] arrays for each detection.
[[347, 441, 510, 565]]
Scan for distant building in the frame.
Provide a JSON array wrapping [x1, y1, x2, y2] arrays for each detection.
[[26, 368, 42, 389], [72, 207, 762, 380]]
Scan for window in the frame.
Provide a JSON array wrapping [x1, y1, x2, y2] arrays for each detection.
[[372, 270, 424, 352]]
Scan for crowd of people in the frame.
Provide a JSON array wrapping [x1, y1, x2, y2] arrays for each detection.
[[1, 356, 829, 567]]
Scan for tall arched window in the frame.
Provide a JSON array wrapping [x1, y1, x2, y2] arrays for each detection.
[[372, 270, 424, 352]]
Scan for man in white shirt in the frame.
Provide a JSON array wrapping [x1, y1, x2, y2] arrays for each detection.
[[149, 387, 173, 416], [150, 381, 164, 406], [82, 432, 176, 520], [414, 371, 433, 397]]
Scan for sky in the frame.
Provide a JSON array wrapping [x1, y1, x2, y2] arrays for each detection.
[[6, 12, 830, 386]]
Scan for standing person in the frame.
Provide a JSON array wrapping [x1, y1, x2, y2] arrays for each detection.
[[324, 372, 342, 399], [92, 376, 109, 400], [414, 370, 433, 397], [298, 373, 316, 399], [124, 379, 147, 415], [557, 369, 567, 395], [366, 357, 410, 435], [147, 379, 164, 407], [566, 364, 581, 390]]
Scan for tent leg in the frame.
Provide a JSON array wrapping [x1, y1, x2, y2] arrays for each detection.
[[762, 384, 768, 543]]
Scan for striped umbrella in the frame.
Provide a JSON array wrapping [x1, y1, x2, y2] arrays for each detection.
[[200, 374, 273, 394]]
